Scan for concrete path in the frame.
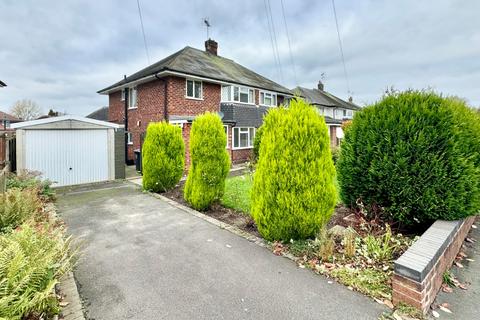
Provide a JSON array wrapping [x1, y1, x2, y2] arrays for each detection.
[[434, 218, 479, 319], [57, 181, 385, 320]]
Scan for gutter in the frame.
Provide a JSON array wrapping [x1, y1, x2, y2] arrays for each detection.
[[98, 69, 294, 97]]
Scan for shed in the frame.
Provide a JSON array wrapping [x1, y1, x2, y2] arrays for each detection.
[[12, 115, 125, 186]]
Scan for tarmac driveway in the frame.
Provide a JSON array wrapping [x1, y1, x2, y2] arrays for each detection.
[[58, 181, 385, 320]]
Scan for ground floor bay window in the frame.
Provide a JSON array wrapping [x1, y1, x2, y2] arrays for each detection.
[[233, 127, 255, 149]]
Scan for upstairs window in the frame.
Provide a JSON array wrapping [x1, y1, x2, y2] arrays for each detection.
[[221, 85, 254, 104], [128, 87, 137, 109], [260, 91, 277, 107], [186, 79, 202, 99]]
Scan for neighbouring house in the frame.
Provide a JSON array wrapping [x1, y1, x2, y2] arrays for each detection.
[[87, 106, 109, 121], [0, 110, 21, 168], [98, 39, 293, 165], [294, 82, 360, 148], [0, 110, 22, 130]]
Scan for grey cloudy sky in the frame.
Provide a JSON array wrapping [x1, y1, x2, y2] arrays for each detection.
[[1, 0, 479, 116]]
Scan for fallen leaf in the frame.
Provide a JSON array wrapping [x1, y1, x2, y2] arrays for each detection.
[[442, 285, 453, 293], [323, 262, 335, 269], [59, 301, 69, 307], [347, 286, 353, 291], [225, 244, 232, 248], [455, 261, 464, 268], [439, 305, 452, 314], [440, 302, 450, 308], [299, 264, 306, 269], [458, 251, 467, 258], [327, 280, 333, 284], [458, 283, 468, 290], [383, 299, 394, 309], [206, 239, 213, 242], [382, 265, 389, 271], [472, 224, 477, 229], [392, 311, 403, 320], [465, 238, 476, 243], [432, 310, 440, 318], [466, 258, 475, 262], [374, 298, 383, 305]]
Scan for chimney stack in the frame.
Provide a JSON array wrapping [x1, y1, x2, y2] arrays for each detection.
[[317, 80, 324, 91], [205, 39, 218, 55], [348, 96, 353, 103]]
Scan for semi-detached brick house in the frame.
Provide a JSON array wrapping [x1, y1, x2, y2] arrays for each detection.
[[99, 39, 359, 166], [98, 39, 293, 166]]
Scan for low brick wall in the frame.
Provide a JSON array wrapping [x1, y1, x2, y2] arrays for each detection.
[[392, 216, 476, 313]]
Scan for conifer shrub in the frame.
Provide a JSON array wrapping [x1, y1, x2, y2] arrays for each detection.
[[337, 90, 480, 226], [252, 124, 264, 162], [184, 112, 230, 210], [142, 122, 185, 192], [251, 99, 337, 241]]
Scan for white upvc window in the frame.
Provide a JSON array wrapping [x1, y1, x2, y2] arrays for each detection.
[[122, 87, 137, 109], [221, 85, 254, 104], [233, 127, 255, 149], [127, 132, 133, 145], [169, 120, 187, 129], [324, 107, 334, 118], [260, 91, 277, 107], [335, 109, 347, 119], [346, 110, 354, 119], [186, 79, 202, 99], [224, 125, 229, 148]]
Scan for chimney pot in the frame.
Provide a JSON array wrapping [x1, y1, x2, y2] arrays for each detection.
[[205, 39, 218, 55], [317, 80, 324, 91]]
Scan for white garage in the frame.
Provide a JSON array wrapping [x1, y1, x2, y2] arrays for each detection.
[[12, 115, 125, 187]]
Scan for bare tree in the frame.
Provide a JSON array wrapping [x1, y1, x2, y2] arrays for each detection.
[[10, 99, 42, 120]]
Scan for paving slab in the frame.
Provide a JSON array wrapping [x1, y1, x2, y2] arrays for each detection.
[[434, 218, 479, 320], [57, 181, 385, 320]]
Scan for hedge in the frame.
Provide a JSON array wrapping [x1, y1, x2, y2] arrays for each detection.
[[142, 122, 185, 192], [337, 91, 480, 226], [184, 112, 230, 210], [251, 98, 337, 241]]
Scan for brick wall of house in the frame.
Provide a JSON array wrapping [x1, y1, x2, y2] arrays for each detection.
[[329, 125, 338, 148], [167, 76, 221, 116]]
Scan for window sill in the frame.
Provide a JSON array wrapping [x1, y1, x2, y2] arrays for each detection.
[[128, 107, 138, 110], [232, 146, 253, 150], [127, 143, 133, 145], [221, 101, 256, 106], [185, 96, 203, 101]]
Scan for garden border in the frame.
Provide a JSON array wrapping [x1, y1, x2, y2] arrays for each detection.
[[57, 271, 85, 320], [392, 216, 476, 313]]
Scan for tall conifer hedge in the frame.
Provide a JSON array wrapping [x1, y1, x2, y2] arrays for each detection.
[[251, 98, 337, 241], [184, 112, 230, 210], [337, 91, 480, 226], [142, 122, 185, 192]]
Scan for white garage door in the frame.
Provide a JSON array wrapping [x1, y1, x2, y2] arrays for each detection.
[[25, 129, 109, 186]]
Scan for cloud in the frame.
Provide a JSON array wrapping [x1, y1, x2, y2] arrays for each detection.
[[0, 0, 479, 116]]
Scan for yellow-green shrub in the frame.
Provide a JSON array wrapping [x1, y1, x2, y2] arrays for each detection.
[[0, 188, 41, 232], [184, 112, 230, 210], [251, 98, 337, 241], [142, 122, 185, 192]]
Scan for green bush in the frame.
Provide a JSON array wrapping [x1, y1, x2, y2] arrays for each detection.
[[251, 98, 337, 241], [0, 224, 73, 319], [252, 124, 264, 163], [0, 188, 41, 232], [142, 122, 185, 192], [7, 171, 55, 201], [184, 112, 230, 210], [337, 90, 480, 226]]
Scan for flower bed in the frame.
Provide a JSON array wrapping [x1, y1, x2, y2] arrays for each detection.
[[0, 171, 75, 320], [162, 173, 418, 310]]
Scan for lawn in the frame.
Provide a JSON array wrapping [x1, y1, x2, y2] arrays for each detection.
[[221, 174, 341, 214], [221, 174, 253, 214]]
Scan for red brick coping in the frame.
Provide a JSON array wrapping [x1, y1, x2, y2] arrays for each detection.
[[392, 216, 476, 313]]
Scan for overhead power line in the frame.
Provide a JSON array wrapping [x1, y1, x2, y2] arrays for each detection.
[[280, 0, 297, 86], [331, 0, 351, 95], [264, 0, 284, 83], [136, 0, 150, 65]]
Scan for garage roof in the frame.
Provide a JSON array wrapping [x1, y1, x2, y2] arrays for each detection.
[[11, 115, 123, 129]]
